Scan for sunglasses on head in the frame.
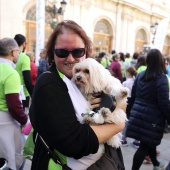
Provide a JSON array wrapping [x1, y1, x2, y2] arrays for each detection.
[[54, 48, 85, 58]]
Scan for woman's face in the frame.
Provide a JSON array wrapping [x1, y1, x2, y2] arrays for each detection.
[[54, 30, 86, 79]]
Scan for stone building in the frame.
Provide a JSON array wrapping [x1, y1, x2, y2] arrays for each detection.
[[0, 0, 170, 58]]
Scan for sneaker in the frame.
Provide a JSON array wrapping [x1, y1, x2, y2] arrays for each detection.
[[132, 140, 140, 148], [121, 140, 128, 147], [143, 156, 152, 164], [153, 160, 165, 170]]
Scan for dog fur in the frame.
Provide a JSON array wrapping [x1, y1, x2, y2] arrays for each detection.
[[72, 58, 129, 148]]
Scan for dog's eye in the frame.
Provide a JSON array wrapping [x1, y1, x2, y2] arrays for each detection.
[[75, 69, 80, 73], [84, 69, 89, 74]]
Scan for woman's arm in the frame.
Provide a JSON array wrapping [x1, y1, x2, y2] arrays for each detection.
[[91, 123, 125, 144]]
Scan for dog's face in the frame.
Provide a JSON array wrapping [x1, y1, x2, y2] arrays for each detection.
[[72, 60, 92, 95], [72, 58, 111, 95]]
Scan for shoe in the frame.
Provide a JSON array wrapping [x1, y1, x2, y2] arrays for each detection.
[[132, 140, 140, 148], [121, 140, 128, 147], [144, 156, 152, 164], [153, 160, 165, 170]]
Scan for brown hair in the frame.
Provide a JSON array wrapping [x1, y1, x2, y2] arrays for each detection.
[[135, 55, 146, 70], [26, 52, 35, 62], [46, 20, 93, 65], [126, 66, 137, 77]]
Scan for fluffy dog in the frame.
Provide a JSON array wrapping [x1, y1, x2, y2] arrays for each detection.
[[72, 58, 129, 148]]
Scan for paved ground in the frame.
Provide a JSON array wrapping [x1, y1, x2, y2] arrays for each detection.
[[24, 133, 170, 170]]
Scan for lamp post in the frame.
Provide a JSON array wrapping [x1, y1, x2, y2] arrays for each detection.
[[150, 21, 159, 44], [45, 0, 67, 29]]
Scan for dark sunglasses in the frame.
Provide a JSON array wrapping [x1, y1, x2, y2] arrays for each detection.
[[54, 48, 85, 58]]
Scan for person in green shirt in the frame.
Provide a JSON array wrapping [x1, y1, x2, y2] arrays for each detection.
[[0, 37, 28, 170], [135, 55, 147, 73], [98, 52, 111, 68], [14, 34, 33, 111]]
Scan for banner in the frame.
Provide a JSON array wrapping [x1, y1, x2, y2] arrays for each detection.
[[36, 0, 45, 66], [153, 18, 170, 52]]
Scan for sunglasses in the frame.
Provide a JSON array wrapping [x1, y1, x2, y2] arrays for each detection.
[[54, 48, 85, 58]]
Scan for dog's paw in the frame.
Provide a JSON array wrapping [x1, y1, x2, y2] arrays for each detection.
[[106, 133, 122, 148], [83, 117, 95, 125], [99, 107, 111, 117], [112, 109, 127, 124], [98, 108, 113, 123], [93, 113, 105, 124]]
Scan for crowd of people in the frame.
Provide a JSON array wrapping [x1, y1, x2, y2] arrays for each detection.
[[0, 19, 170, 170]]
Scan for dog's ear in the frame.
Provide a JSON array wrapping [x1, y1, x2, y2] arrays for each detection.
[[89, 59, 112, 92]]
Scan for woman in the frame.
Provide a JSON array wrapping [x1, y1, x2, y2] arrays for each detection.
[[0, 38, 28, 170], [29, 20, 125, 170], [110, 53, 123, 82], [37, 49, 49, 77], [119, 52, 126, 82], [26, 52, 38, 88], [134, 55, 147, 74], [121, 66, 137, 146], [126, 49, 170, 170]]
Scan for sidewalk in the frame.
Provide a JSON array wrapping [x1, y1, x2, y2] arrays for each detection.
[[23, 133, 170, 170], [121, 133, 170, 170]]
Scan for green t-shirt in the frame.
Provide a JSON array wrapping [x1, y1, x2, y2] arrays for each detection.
[[101, 58, 111, 68], [137, 66, 147, 74], [0, 63, 20, 111], [15, 52, 30, 97]]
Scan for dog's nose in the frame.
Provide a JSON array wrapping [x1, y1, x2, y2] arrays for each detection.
[[77, 76, 81, 81]]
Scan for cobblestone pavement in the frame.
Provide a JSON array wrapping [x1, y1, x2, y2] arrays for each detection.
[[24, 133, 170, 170]]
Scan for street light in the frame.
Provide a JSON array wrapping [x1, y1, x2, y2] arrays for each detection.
[[45, 0, 67, 29], [150, 22, 159, 34], [150, 21, 159, 44]]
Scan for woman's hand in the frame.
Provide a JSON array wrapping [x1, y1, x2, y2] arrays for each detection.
[[89, 93, 115, 111], [89, 93, 101, 110]]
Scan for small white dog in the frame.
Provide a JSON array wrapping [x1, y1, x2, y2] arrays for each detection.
[[72, 58, 129, 148]]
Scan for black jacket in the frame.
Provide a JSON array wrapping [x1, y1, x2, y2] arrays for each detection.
[[29, 64, 99, 169], [126, 71, 170, 146]]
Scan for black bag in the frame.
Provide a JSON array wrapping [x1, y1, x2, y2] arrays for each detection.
[[39, 133, 124, 170], [87, 144, 125, 170], [38, 134, 72, 170]]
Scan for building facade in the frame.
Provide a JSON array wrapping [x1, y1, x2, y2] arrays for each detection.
[[0, 0, 170, 59]]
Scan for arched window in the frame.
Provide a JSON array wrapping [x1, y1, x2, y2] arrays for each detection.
[[26, 5, 51, 23], [93, 19, 112, 55], [25, 5, 53, 52], [135, 29, 147, 53]]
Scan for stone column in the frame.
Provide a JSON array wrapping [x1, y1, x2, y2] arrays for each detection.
[[115, 4, 123, 53], [36, 0, 45, 66]]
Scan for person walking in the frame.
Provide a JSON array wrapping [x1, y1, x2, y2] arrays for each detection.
[[110, 53, 123, 82], [126, 49, 170, 170], [29, 20, 125, 170], [37, 49, 49, 77], [0, 38, 28, 170], [121, 66, 137, 146], [14, 34, 33, 111], [98, 51, 111, 69], [26, 52, 38, 89], [135, 55, 147, 74]]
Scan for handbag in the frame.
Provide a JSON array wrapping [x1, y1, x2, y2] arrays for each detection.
[[38, 134, 72, 170], [87, 144, 125, 170], [39, 132, 124, 170]]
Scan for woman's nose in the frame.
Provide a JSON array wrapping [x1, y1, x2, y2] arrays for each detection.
[[66, 53, 75, 62]]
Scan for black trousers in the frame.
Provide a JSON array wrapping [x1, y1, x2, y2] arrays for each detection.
[[132, 142, 159, 170], [22, 96, 30, 110]]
